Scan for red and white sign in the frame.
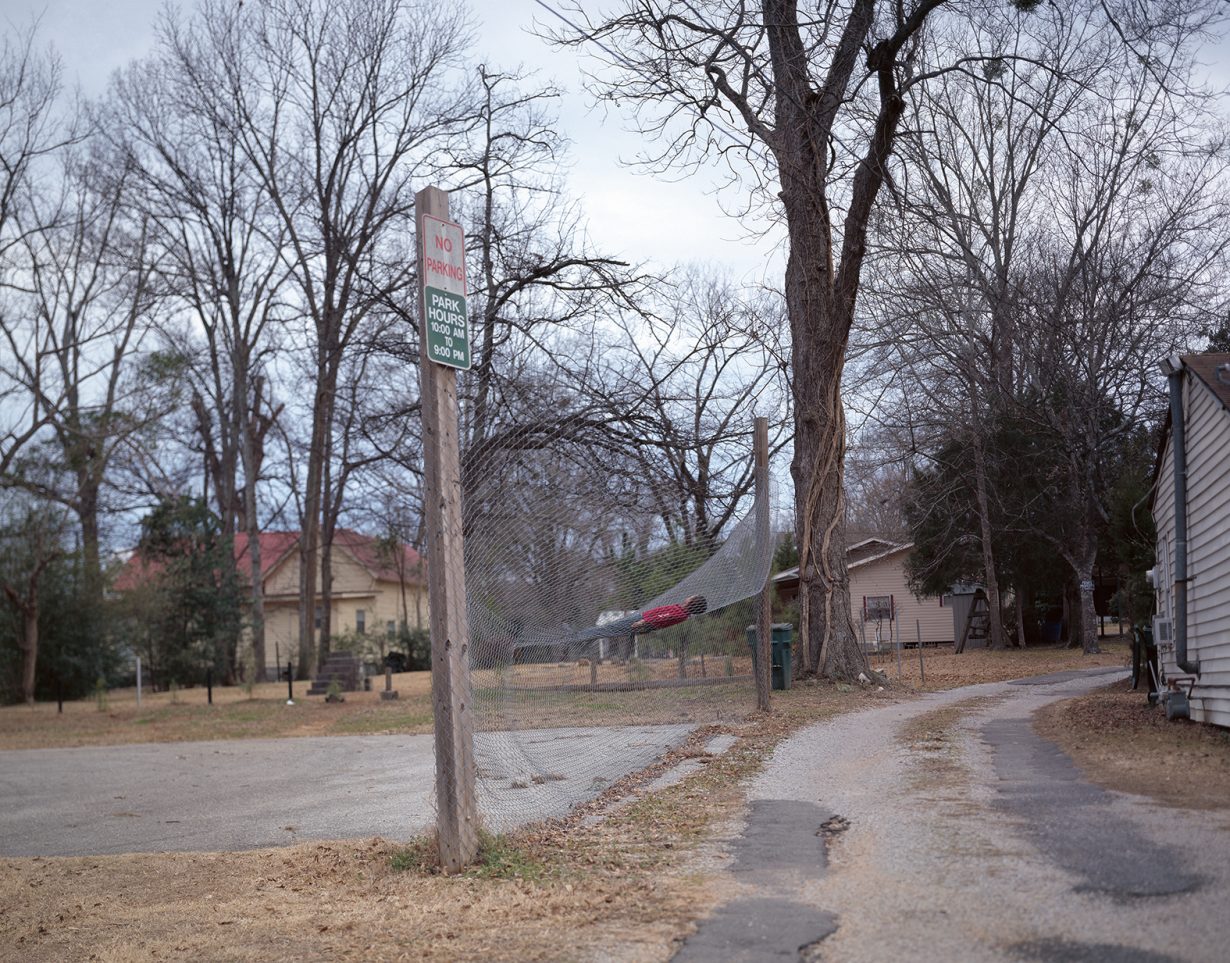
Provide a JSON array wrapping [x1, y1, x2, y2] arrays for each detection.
[[421, 214, 466, 296]]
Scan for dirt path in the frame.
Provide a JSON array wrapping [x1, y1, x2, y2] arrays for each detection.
[[679, 668, 1230, 963]]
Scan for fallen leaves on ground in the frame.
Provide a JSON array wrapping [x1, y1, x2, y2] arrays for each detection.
[[1034, 678, 1230, 811]]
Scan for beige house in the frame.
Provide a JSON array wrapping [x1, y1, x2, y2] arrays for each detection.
[[117, 529, 429, 678], [1152, 353, 1230, 727], [774, 538, 953, 648], [238, 530, 429, 676], [846, 540, 953, 649]]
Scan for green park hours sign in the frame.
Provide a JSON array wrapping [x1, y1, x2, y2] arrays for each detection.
[[420, 213, 470, 369], [424, 286, 469, 369]]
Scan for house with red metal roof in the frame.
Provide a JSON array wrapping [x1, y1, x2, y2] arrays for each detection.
[[117, 529, 427, 678]]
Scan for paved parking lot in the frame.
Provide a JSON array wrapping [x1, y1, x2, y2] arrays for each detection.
[[0, 724, 692, 856]]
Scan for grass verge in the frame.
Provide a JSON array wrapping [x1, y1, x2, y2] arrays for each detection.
[[1034, 677, 1230, 812]]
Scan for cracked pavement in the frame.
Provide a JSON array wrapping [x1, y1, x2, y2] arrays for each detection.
[[676, 668, 1230, 963]]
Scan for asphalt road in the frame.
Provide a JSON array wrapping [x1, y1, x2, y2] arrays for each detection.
[[0, 723, 693, 857], [678, 668, 1230, 963]]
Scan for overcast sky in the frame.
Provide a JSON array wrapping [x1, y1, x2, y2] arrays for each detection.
[[8, 0, 784, 284], [8, 1, 1230, 287]]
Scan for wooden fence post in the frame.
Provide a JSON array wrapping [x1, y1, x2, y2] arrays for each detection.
[[416, 185, 479, 872]]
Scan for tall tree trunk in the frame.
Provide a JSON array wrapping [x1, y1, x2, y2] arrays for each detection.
[[191, 388, 244, 681], [1061, 584, 1072, 646], [415, 575, 424, 632], [1015, 591, 1026, 649], [19, 608, 38, 705], [1075, 556, 1101, 655], [319, 438, 346, 662], [413, 518, 426, 631], [970, 434, 1008, 650], [789, 281, 865, 681], [764, 0, 913, 683], [4, 586, 40, 704], [242, 427, 266, 680], [77, 481, 102, 606], [319, 523, 334, 661], [243, 374, 277, 680], [297, 379, 331, 679], [392, 533, 409, 630]]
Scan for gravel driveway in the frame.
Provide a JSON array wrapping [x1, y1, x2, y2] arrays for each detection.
[[680, 668, 1230, 963]]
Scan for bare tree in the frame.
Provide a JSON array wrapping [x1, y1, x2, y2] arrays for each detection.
[[0, 494, 70, 703], [603, 268, 790, 547], [861, 8, 1115, 648], [4, 150, 162, 604], [454, 65, 650, 466], [547, 0, 1020, 679], [105, 28, 292, 676], [1014, 84, 1229, 652], [316, 331, 407, 654], [179, 0, 475, 675], [868, 0, 1229, 652], [0, 23, 78, 480]]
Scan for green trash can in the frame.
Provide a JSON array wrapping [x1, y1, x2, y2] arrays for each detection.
[[745, 623, 794, 690], [770, 623, 793, 690]]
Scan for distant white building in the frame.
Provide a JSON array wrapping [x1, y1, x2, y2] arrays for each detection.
[[1152, 353, 1230, 727]]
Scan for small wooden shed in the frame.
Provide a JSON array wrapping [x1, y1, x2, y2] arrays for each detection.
[[772, 539, 953, 648]]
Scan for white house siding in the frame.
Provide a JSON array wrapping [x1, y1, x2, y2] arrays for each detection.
[[848, 551, 953, 647], [1154, 365, 1230, 728]]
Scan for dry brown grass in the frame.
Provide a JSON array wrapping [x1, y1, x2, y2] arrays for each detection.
[[0, 642, 1127, 752], [1034, 678, 1230, 812], [0, 662, 758, 751], [0, 672, 437, 750], [866, 636, 1130, 691]]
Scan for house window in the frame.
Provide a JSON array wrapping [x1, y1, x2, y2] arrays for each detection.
[[314, 606, 322, 629], [865, 596, 893, 621], [356, 609, 366, 635], [386, 620, 396, 638]]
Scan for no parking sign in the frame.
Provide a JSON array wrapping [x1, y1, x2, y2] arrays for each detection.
[[421, 213, 469, 369]]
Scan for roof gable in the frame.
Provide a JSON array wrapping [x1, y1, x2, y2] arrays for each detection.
[[234, 531, 300, 583], [115, 529, 425, 593], [1183, 352, 1230, 412], [771, 540, 913, 584], [332, 529, 424, 583], [849, 542, 913, 571], [1150, 353, 1230, 511]]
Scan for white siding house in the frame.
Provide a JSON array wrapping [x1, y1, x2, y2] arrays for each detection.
[[1153, 353, 1230, 727]]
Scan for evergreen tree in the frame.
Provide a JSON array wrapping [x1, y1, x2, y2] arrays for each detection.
[[126, 496, 243, 688]]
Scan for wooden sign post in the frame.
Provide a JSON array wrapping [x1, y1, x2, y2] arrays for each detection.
[[755, 416, 772, 712], [416, 185, 479, 872]]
